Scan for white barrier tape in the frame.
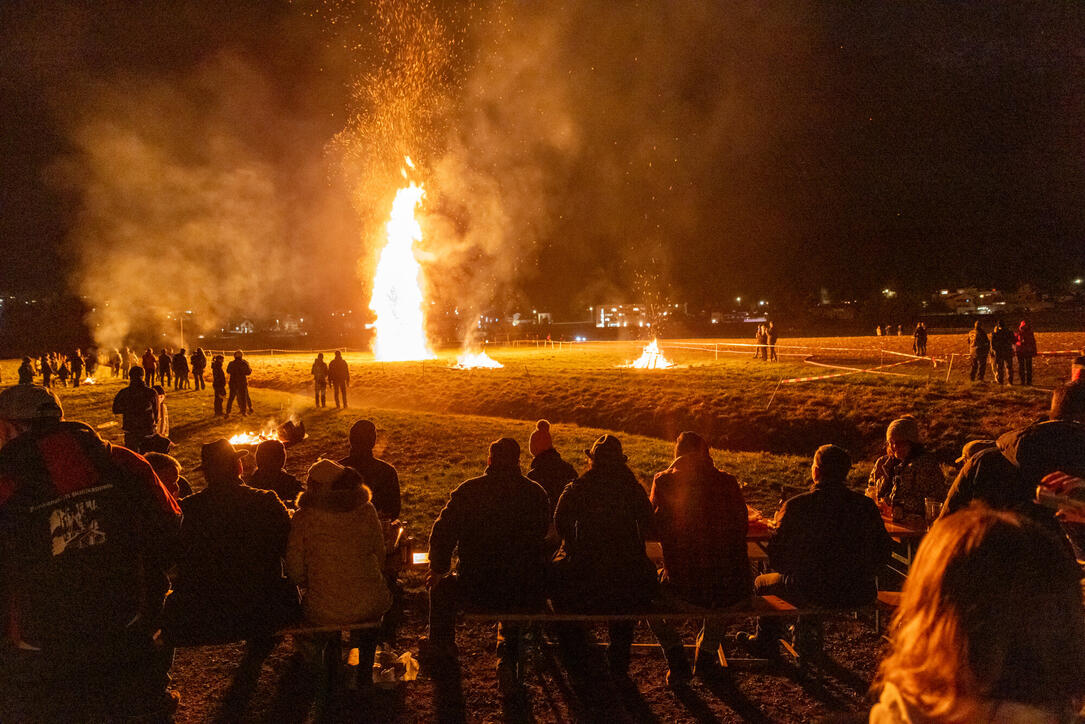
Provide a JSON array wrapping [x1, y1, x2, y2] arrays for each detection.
[[669, 341, 927, 360], [779, 357, 924, 385]]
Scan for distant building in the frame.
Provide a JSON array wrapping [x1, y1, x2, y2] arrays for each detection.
[[934, 288, 1007, 315], [594, 303, 684, 328]]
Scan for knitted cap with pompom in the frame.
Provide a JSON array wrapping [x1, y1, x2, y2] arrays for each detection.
[[529, 419, 553, 457]]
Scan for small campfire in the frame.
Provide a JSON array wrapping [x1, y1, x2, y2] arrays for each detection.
[[625, 339, 674, 369], [453, 350, 503, 369], [83, 377, 97, 385], [228, 419, 306, 449]]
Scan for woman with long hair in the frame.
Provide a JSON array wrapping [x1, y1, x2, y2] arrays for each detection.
[[872, 506, 1085, 723]]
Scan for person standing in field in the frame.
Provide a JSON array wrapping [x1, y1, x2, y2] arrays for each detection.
[[328, 350, 349, 409], [211, 354, 226, 416], [967, 320, 990, 382], [990, 319, 1015, 385], [311, 352, 328, 408], [109, 348, 122, 377], [111, 367, 159, 462], [912, 322, 928, 356], [39, 353, 52, 388], [69, 349, 84, 387], [173, 347, 190, 388], [157, 349, 171, 388], [190, 348, 207, 391], [225, 350, 252, 417], [141, 348, 156, 383], [766, 321, 779, 362], [754, 324, 767, 360], [1015, 319, 1037, 386]]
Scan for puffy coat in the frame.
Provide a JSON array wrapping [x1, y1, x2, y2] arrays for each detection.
[[286, 485, 391, 626]]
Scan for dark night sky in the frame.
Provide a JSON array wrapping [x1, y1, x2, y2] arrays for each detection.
[[1, 0, 1083, 320]]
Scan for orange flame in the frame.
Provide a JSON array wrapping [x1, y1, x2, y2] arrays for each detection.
[[627, 339, 673, 369], [369, 161, 433, 361], [453, 350, 503, 369]]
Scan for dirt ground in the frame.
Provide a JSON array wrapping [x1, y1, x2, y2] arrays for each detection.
[[169, 589, 885, 723]]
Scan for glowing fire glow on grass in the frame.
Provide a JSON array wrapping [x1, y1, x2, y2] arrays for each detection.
[[369, 158, 433, 362], [453, 350, 504, 369], [626, 339, 674, 369], [228, 429, 279, 446]]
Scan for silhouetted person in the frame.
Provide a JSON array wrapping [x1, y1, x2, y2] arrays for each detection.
[[55, 359, 70, 387], [991, 319, 1015, 385], [111, 367, 159, 451], [162, 439, 298, 653], [311, 352, 328, 408], [0, 385, 182, 721], [249, 439, 304, 509], [912, 322, 928, 356], [767, 321, 779, 361], [171, 349, 189, 390], [190, 348, 207, 391], [225, 350, 252, 417], [967, 320, 990, 382], [39, 353, 52, 388], [157, 349, 171, 388], [551, 435, 658, 678], [339, 419, 401, 520], [17, 356, 35, 385], [649, 432, 751, 684], [69, 350, 84, 387], [423, 438, 549, 685], [1015, 319, 1037, 385], [525, 419, 577, 515], [141, 348, 156, 383], [738, 445, 891, 658], [211, 354, 226, 416], [328, 350, 349, 409]]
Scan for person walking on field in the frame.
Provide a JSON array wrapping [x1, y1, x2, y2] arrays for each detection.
[[767, 321, 779, 362], [328, 350, 349, 409], [211, 354, 226, 416], [69, 350, 84, 387], [1015, 319, 1037, 386], [226, 350, 252, 417], [141, 348, 156, 384], [649, 432, 751, 684], [967, 320, 990, 382], [990, 319, 1015, 385], [157, 349, 171, 388], [172, 348, 189, 390], [311, 352, 328, 408], [190, 348, 207, 391]]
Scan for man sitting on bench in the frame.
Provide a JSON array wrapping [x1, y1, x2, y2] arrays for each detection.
[[422, 437, 550, 687], [738, 444, 891, 658]]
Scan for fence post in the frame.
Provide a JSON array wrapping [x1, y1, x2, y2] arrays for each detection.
[[945, 354, 955, 384]]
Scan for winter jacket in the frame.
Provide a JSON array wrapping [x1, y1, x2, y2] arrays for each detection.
[[968, 327, 990, 354], [1015, 322, 1038, 357], [172, 352, 189, 376], [211, 361, 226, 389], [226, 358, 252, 386], [328, 357, 349, 384], [249, 467, 305, 509], [311, 359, 328, 385], [767, 481, 891, 607], [163, 481, 298, 644], [339, 452, 400, 519], [650, 454, 750, 606], [428, 465, 549, 605], [0, 421, 180, 653], [286, 485, 391, 626], [552, 463, 658, 607], [111, 379, 159, 436], [990, 326, 1015, 358], [190, 352, 206, 373], [158, 353, 172, 374], [869, 446, 947, 520], [526, 448, 578, 514]]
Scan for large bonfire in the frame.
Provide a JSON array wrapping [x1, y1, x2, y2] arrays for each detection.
[[369, 159, 433, 361], [626, 339, 674, 369], [453, 350, 503, 369]]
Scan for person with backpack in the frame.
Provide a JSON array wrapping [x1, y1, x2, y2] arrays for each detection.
[[0, 384, 182, 721]]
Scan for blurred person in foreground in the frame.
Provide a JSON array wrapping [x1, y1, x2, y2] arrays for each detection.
[[739, 445, 891, 658], [551, 434, 658, 679], [869, 416, 947, 525], [339, 419, 401, 520], [111, 366, 159, 451], [17, 356, 34, 384], [422, 437, 549, 686], [145, 451, 193, 499], [162, 439, 298, 658], [286, 460, 391, 687], [249, 439, 304, 509], [649, 431, 751, 685], [870, 507, 1084, 724], [0, 385, 182, 721]]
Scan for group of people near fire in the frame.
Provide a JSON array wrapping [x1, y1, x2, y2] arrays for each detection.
[[1, 362, 1084, 723]]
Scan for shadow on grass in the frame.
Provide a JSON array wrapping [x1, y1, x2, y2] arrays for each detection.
[[701, 673, 773, 724]]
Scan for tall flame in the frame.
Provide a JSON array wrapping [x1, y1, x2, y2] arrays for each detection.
[[627, 339, 674, 369], [370, 167, 433, 361]]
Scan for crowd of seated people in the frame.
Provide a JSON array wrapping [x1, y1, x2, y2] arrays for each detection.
[[0, 380, 1083, 722]]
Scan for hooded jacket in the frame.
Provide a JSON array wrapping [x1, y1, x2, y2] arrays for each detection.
[[650, 453, 750, 606], [286, 484, 391, 625]]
